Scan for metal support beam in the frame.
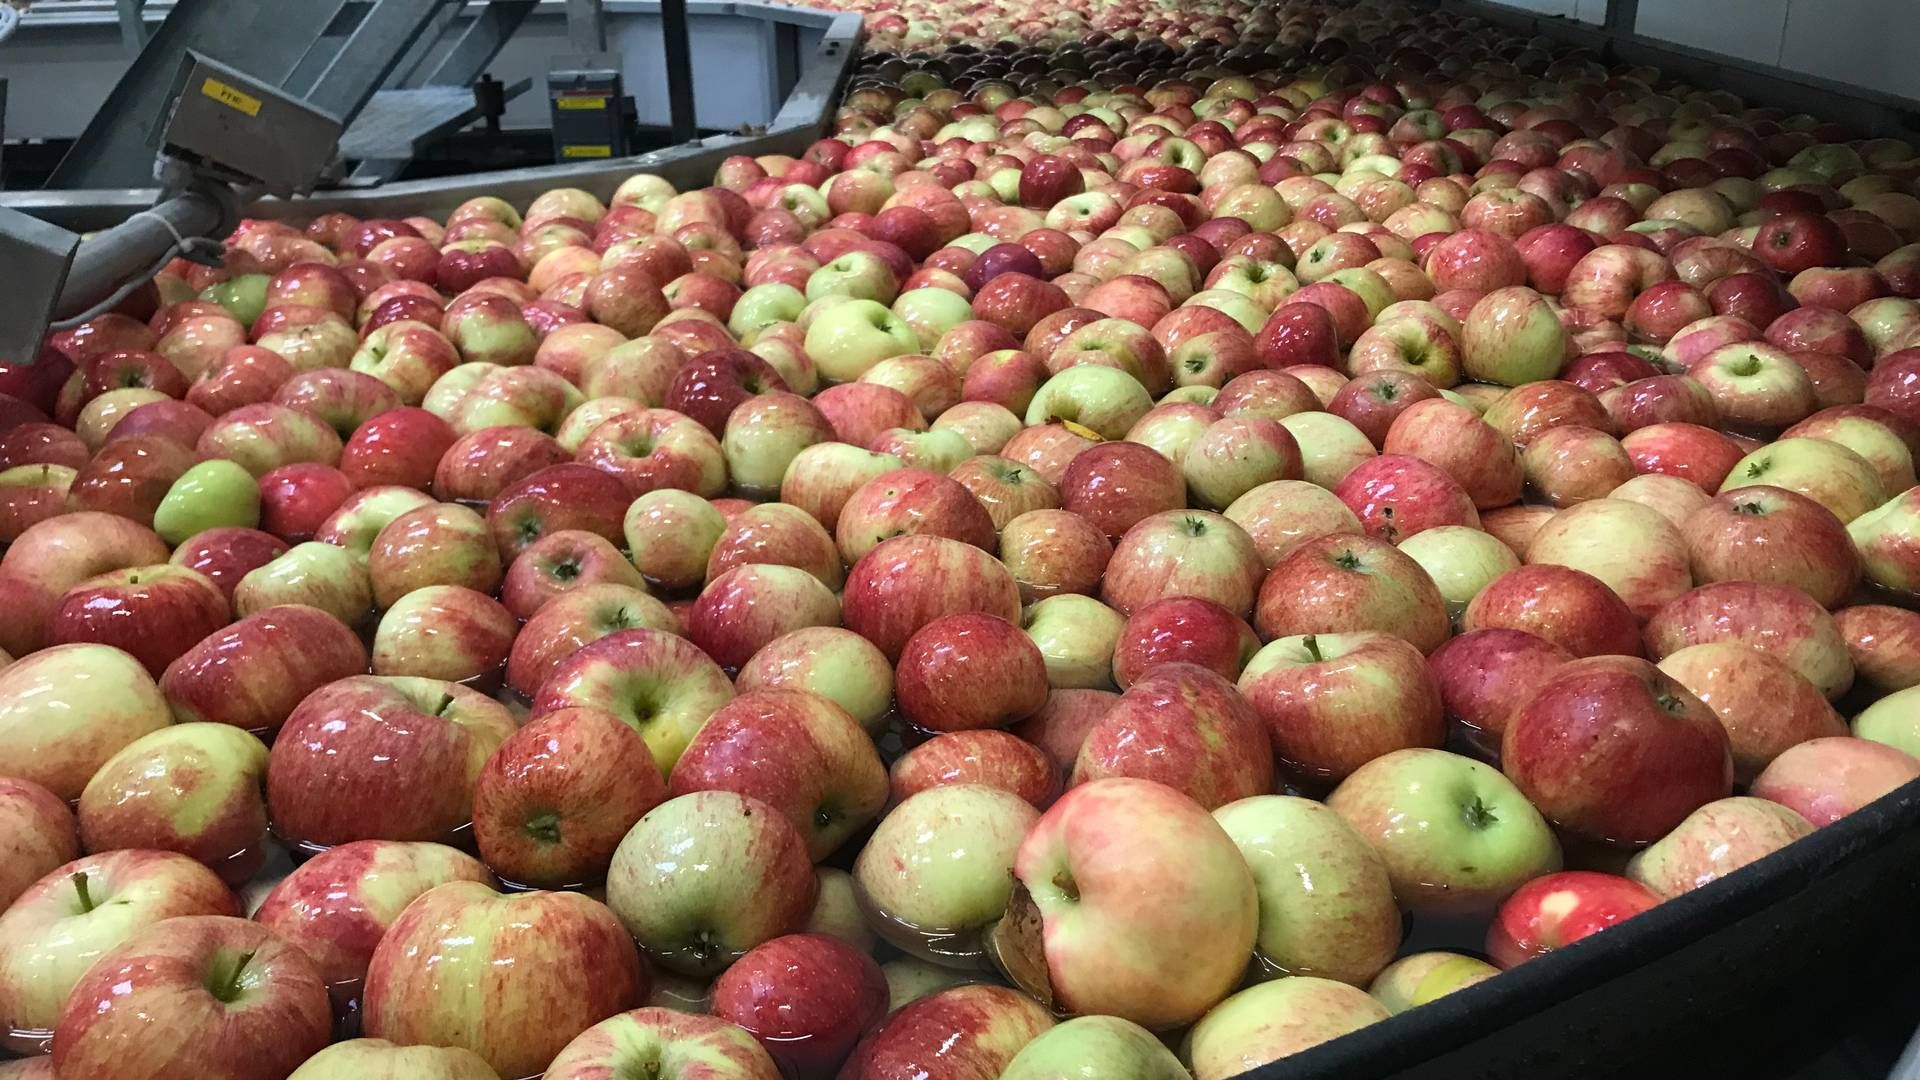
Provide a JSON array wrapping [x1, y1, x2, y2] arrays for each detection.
[[48, 0, 354, 189], [112, 0, 149, 54], [428, 0, 539, 87], [660, 0, 698, 143], [301, 0, 455, 123], [565, 0, 609, 53]]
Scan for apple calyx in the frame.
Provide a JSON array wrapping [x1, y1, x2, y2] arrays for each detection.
[[1732, 500, 1767, 516], [524, 811, 564, 844], [987, 882, 1057, 1011], [1461, 795, 1498, 831]]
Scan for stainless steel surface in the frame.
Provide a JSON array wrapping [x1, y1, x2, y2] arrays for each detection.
[[162, 52, 346, 197], [426, 0, 538, 87], [110, 0, 146, 52], [45, 0, 355, 189], [564, 0, 607, 52], [338, 83, 527, 161], [55, 187, 229, 319], [300, 0, 456, 123], [0, 207, 80, 367]]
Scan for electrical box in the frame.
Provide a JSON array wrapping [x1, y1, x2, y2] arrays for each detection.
[[156, 52, 344, 196], [547, 62, 630, 163]]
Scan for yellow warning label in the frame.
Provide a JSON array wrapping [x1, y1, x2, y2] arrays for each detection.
[[201, 78, 262, 117], [562, 144, 613, 158], [556, 96, 609, 110]]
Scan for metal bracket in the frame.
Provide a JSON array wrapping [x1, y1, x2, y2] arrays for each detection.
[[0, 207, 79, 367]]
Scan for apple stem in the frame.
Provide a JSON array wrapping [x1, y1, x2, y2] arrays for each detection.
[[433, 693, 456, 716], [1051, 868, 1079, 902], [1302, 634, 1323, 662], [71, 871, 96, 913]]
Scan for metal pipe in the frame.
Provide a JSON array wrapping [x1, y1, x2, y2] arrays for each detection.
[[660, 0, 697, 143], [54, 187, 230, 321]]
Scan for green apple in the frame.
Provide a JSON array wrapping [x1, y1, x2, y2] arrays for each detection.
[[729, 283, 808, 339], [1185, 976, 1390, 1078], [1396, 525, 1521, 615], [1460, 286, 1571, 386], [871, 428, 972, 473], [804, 299, 920, 383], [1163, 385, 1220, 406], [1274, 412, 1377, 490], [881, 956, 985, 1011], [802, 866, 877, 953], [853, 784, 1037, 967], [805, 249, 899, 305], [0, 643, 173, 803], [735, 626, 895, 736], [1857, 684, 1920, 756], [1726, 436, 1886, 524], [1026, 366, 1154, 440], [153, 459, 262, 546], [892, 287, 976, 348], [233, 541, 374, 627], [1327, 748, 1562, 914], [1368, 952, 1499, 1013], [315, 486, 437, 554], [199, 274, 270, 326], [1001, 1016, 1190, 1080], [422, 362, 500, 424], [1022, 594, 1125, 689], [1185, 290, 1268, 334], [1214, 795, 1401, 987], [623, 489, 727, 591]]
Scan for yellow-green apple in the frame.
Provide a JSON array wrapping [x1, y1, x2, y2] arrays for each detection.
[[504, 583, 678, 699], [152, 458, 260, 546], [1563, 244, 1678, 320], [1238, 631, 1444, 788], [707, 499, 845, 589], [1626, 797, 1814, 898], [999, 508, 1112, 603], [1525, 498, 1693, 618], [1657, 642, 1847, 781], [623, 488, 725, 590], [888, 729, 1060, 809], [854, 783, 1037, 968], [1000, 1015, 1188, 1080], [0, 463, 78, 544], [500, 530, 644, 620], [1718, 436, 1885, 522], [1460, 286, 1570, 385], [0, 510, 171, 655], [445, 365, 584, 437], [1255, 533, 1450, 653], [287, 1040, 500, 1080], [1662, 313, 1759, 371], [267, 676, 515, 851], [804, 864, 872, 954], [580, 336, 685, 406], [443, 292, 539, 366], [252, 839, 491, 1010], [1383, 399, 1523, 509], [472, 707, 664, 889], [1111, 596, 1259, 688], [1328, 747, 1562, 913], [711, 932, 890, 1077], [1643, 581, 1854, 699], [1223, 480, 1364, 569], [735, 626, 893, 737], [1123, 402, 1218, 467], [0, 643, 171, 801], [47, 563, 228, 677], [1485, 871, 1661, 969], [721, 392, 833, 497], [367, 501, 502, 609], [1215, 795, 1400, 986], [274, 369, 404, 443], [804, 299, 918, 382], [77, 723, 268, 884], [1333, 453, 1481, 543], [1837, 605, 1920, 694], [0, 850, 238, 1052], [836, 466, 996, 562], [1368, 952, 1499, 1014], [255, 310, 359, 374], [839, 984, 1053, 1080], [533, 322, 626, 385], [1429, 629, 1574, 759], [1184, 976, 1389, 1080], [1347, 314, 1463, 387], [1685, 341, 1818, 431], [1848, 487, 1920, 597], [668, 689, 886, 861], [1102, 510, 1264, 619], [314, 484, 437, 554], [575, 407, 728, 497], [891, 289, 975, 352], [50, 915, 330, 1080], [1397, 525, 1522, 615], [1463, 563, 1641, 658], [1504, 655, 1733, 845], [0, 779, 79, 913], [1023, 592, 1125, 691], [362, 882, 645, 1079], [1781, 409, 1917, 495], [1074, 663, 1272, 809], [994, 777, 1255, 1029], [1213, 369, 1320, 423], [842, 535, 1021, 661], [348, 321, 462, 405], [370, 584, 516, 682], [1182, 416, 1302, 512], [1480, 380, 1613, 448], [231, 540, 374, 627], [896, 611, 1051, 731], [545, 1007, 778, 1078], [161, 603, 368, 736], [530, 627, 733, 774], [1024, 365, 1153, 440], [606, 791, 816, 976], [931, 403, 1022, 457], [1750, 736, 1920, 825]]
